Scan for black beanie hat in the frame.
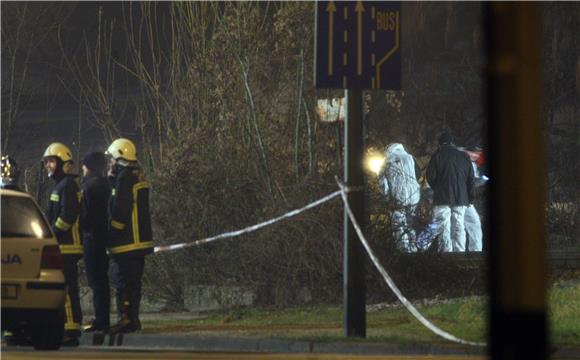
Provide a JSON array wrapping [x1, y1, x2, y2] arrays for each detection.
[[82, 152, 106, 173], [438, 131, 454, 145]]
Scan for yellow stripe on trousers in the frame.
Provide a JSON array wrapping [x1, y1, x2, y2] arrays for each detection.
[[64, 293, 80, 330]]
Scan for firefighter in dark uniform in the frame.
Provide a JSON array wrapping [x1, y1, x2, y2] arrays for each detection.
[[43, 142, 83, 346], [80, 152, 111, 333], [105, 138, 153, 333], [1, 155, 21, 191]]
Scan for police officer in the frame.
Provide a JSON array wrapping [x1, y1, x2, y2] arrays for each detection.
[[1, 155, 21, 191], [43, 142, 83, 346], [105, 138, 153, 333], [80, 152, 111, 332]]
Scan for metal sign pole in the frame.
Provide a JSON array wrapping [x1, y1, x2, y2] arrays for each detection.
[[316, 1, 401, 339], [343, 88, 366, 338]]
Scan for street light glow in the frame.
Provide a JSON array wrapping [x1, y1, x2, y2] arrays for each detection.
[[365, 152, 386, 176]]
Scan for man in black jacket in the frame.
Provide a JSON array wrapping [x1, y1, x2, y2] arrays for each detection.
[[426, 132, 475, 252], [80, 152, 111, 333], [43, 142, 83, 346], [105, 138, 153, 333]]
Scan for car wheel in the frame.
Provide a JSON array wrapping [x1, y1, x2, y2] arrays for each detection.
[[31, 308, 64, 350]]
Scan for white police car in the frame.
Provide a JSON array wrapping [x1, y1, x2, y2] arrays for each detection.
[[1, 188, 66, 350]]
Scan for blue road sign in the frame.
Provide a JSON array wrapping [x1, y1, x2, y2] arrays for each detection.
[[315, 1, 401, 90]]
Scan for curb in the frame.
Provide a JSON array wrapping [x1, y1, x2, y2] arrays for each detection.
[[78, 333, 580, 358], [79, 332, 488, 356]]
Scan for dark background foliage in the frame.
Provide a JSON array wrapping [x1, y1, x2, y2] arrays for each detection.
[[2, 2, 577, 307]]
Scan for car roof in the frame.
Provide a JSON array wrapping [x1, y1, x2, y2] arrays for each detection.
[[0, 188, 33, 199]]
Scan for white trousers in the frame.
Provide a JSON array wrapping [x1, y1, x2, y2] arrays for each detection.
[[391, 206, 417, 252], [432, 205, 467, 252], [464, 204, 483, 251]]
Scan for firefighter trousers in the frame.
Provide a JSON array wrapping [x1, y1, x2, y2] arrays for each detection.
[[63, 256, 83, 337], [111, 256, 145, 325]]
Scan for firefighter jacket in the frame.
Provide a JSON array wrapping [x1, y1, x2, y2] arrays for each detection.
[[108, 166, 153, 257], [47, 174, 83, 256]]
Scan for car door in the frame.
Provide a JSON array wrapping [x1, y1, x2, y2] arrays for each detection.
[[1, 193, 55, 283]]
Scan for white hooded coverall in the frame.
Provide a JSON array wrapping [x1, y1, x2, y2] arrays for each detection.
[[379, 143, 421, 252], [463, 161, 485, 251]]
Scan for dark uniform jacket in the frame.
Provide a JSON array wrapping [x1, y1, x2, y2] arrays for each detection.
[[47, 175, 83, 256], [81, 174, 110, 242], [426, 144, 475, 206], [108, 166, 153, 257]]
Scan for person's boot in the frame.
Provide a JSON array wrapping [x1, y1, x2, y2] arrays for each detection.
[[109, 299, 139, 334], [128, 295, 142, 331], [61, 330, 81, 347], [61, 336, 80, 347], [129, 316, 142, 331], [109, 316, 139, 334], [83, 319, 109, 333]]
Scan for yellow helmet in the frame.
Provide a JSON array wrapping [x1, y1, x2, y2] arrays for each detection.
[[43, 142, 73, 162], [106, 138, 137, 161]]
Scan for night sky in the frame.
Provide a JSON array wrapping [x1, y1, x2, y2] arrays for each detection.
[[1, 2, 166, 167]]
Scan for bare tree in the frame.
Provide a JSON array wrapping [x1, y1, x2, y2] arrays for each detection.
[[57, 5, 125, 146], [1, 2, 74, 152]]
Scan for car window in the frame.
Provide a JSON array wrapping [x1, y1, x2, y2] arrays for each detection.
[[1, 195, 53, 239]]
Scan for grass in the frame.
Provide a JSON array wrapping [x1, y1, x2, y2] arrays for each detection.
[[142, 283, 580, 347], [548, 281, 580, 345]]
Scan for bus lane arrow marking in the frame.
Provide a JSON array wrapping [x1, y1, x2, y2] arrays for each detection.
[[327, 1, 337, 75], [355, 1, 365, 75]]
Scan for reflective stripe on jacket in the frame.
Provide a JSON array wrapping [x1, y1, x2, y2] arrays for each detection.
[[108, 166, 153, 257], [47, 175, 83, 255]]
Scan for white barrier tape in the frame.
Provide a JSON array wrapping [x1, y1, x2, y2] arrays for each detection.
[[154, 180, 485, 346], [154, 190, 342, 253], [336, 179, 486, 347]]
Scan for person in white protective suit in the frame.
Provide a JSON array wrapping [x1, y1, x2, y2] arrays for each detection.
[[378, 143, 422, 252], [463, 202, 483, 251], [460, 147, 488, 252]]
